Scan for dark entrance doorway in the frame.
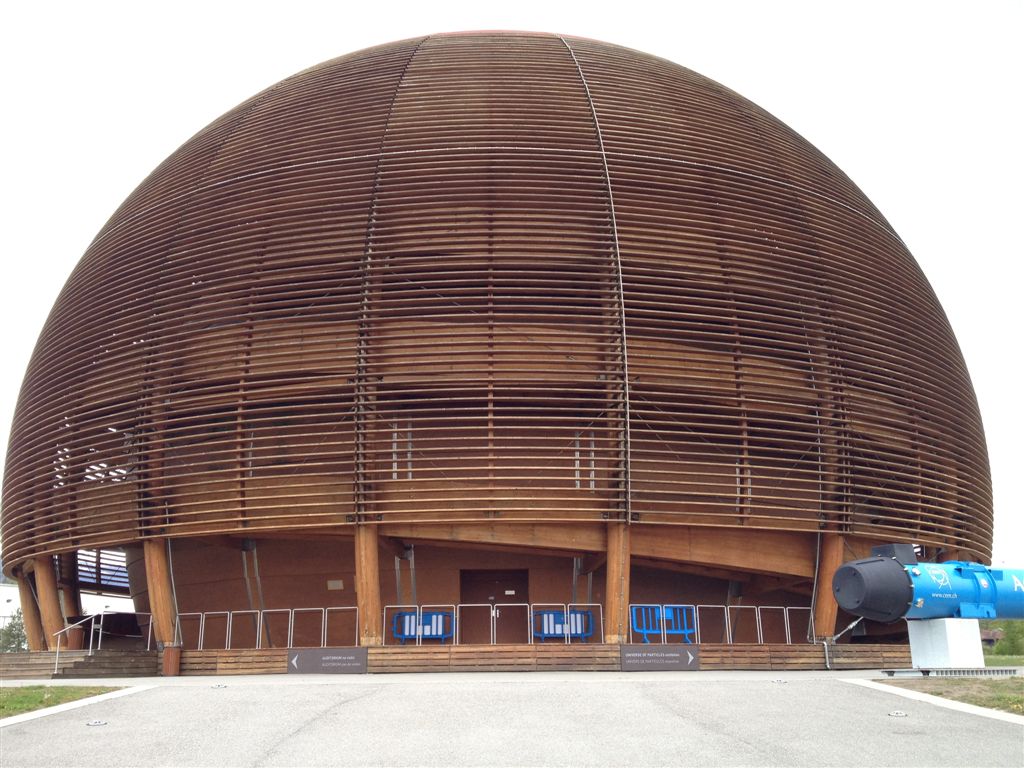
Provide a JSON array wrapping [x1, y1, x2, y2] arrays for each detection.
[[459, 569, 530, 644]]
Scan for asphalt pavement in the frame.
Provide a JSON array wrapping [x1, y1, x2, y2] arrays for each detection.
[[1, 670, 1021, 767]]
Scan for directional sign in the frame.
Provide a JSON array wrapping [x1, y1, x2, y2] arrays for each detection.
[[620, 644, 700, 671], [287, 647, 368, 674]]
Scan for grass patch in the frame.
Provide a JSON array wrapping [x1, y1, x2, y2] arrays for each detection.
[[885, 677, 1024, 715], [986, 655, 1024, 668], [0, 686, 119, 718]]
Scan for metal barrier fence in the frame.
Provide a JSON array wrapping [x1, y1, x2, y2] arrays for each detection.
[[388, 602, 607, 646], [167, 603, 813, 650], [456, 603, 494, 645], [629, 604, 698, 644], [493, 602, 531, 644], [628, 604, 814, 644], [530, 603, 604, 644], [174, 607, 358, 650], [384, 604, 457, 646]]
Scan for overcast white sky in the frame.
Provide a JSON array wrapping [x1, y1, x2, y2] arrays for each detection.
[[1, 1, 1020, 564]]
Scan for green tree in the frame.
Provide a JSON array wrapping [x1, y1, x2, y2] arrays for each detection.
[[991, 620, 1024, 655], [1, 609, 28, 652]]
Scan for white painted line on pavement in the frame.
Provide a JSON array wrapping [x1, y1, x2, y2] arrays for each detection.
[[846, 679, 1024, 726], [0, 685, 155, 728]]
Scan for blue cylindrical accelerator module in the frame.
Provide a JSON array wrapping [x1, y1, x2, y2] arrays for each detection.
[[833, 552, 1024, 623]]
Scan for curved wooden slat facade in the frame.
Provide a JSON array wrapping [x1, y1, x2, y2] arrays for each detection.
[[2, 32, 991, 580]]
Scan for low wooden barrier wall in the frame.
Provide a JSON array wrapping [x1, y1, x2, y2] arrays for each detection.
[[171, 643, 910, 675], [370, 643, 622, 673], [698, 643, 911, 670], [176, 649, 290, 676]]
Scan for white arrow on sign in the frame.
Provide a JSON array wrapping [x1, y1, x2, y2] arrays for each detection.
[[687, 650, 694, 665], [290, 654, 299, 670]]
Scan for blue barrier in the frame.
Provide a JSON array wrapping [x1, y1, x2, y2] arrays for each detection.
[[532, 609, 594, 642], [630, 604, 696, 643], [630, 605, 663, 643], [392, 610, 455, 644], [663, 605, 696, 643]]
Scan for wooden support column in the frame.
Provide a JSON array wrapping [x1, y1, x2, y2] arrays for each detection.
[[16, 573, 46, 651], [355, 524, 383, 646], [32, 556, 65, 650], [812, 533, 845, 639], [604, 522, 631, 644], [143, 539, 177, 647]]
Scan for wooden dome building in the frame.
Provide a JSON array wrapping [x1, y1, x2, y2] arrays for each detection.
[[2, 32, 991, 654]]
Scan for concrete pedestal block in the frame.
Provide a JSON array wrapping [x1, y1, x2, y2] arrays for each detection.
[[907, 618, 984, 668]]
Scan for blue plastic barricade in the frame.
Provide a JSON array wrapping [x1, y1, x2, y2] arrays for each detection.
[[567, 609, 593, 642], [630, 604, 662, 643], [392, 610, 454, 645], [662, 605, 696, 643], [532, 609, 595, 642]]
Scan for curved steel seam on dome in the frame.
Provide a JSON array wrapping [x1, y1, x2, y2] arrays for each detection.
[[355, 36, 431, 523], [560, 34, 632, 520]]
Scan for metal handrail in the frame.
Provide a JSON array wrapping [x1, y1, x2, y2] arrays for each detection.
[[52, 611, 154, 674], [135, 612, 155, 651], [53, 612, 100, 643], [53, 612, 102, 674]]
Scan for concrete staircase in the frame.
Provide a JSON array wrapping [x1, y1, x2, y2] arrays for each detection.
[[1, 650, 158, 680]]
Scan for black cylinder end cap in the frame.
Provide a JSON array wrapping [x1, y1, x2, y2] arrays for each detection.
[[832, 557, 912, 623]]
